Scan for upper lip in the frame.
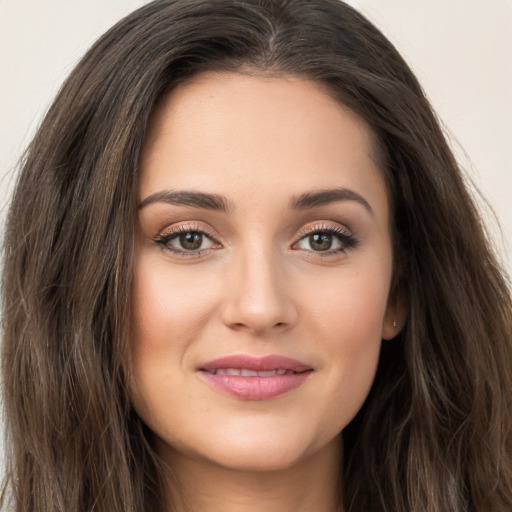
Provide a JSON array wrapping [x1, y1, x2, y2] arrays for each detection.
[[199, 355, 313, 373]]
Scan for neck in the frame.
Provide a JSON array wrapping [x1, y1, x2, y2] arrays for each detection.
[[159, 436, 344, 512]]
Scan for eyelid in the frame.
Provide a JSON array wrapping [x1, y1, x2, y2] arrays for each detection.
[[158, 221, 218, 240], [295, 221, 353, 240]]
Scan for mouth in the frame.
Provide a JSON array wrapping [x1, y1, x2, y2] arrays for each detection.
[[198, 355, 314, 400], [203, 368, 298, 376], [199, 354, 312, 373]]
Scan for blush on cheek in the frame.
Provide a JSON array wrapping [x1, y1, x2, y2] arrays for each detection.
[[132, 265, 189, 339]]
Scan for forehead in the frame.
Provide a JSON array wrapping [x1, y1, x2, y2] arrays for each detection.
[[139, 71, 388, 217]]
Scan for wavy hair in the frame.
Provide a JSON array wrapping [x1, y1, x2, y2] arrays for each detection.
[[2, 1, 511, 511]]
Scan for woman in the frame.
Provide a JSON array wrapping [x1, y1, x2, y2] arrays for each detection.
[[1, 1, 511, 511]]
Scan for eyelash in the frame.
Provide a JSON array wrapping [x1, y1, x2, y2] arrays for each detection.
[[154, 222, 358, 258]]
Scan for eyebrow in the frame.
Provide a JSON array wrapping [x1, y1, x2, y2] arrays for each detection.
[[139, 190, 232, 212], [290, 188, 373, 215], [139, 187, 373, 215]]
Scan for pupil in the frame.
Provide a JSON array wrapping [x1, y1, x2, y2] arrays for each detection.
[[310, 233, 332, 251], [180, 232, 202, 250]]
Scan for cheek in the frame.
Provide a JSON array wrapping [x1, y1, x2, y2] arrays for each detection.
[[128, 255, 219, 413], [303, 264, 390, 344], [130, 256, 217, 354], [299, 267, 390, 424], [327, 287, 384, 382]]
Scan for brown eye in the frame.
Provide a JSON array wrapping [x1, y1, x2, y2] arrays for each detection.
[[309, 233, 332, 251], [180, 232, 203, 250]]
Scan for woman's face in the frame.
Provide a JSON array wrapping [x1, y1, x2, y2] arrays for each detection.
[[131, 72, 399, 473]]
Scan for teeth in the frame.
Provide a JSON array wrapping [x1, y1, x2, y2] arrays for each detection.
[[209, 368, 294, 377], [241, 369, 259, 377], [214, 369, 239, 375]]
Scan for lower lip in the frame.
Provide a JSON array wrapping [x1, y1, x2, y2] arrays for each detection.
[[199, 371, 313, 400]]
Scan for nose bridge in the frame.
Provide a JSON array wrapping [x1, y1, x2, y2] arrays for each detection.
[[221, 240, 296, 333]]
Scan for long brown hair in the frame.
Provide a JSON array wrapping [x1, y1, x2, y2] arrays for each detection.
[[2, 1, 511, 511]]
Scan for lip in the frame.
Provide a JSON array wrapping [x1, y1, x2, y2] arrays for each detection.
[[198, 355, 314, 400], [200, 354, 312, 373]]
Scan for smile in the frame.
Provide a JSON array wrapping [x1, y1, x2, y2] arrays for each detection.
[[198, 355, 314, 400]]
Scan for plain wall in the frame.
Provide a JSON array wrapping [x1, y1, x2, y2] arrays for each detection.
[[0, 0, 511, 468]]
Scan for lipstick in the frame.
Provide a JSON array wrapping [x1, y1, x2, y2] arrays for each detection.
[[198, 355, 313, 400]]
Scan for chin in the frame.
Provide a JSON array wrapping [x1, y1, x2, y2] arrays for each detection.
[[200, 444, 311, 473], [160, 422, 338, 474]]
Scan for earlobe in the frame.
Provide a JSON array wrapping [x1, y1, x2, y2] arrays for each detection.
[[382, 319, 400, 340], [382, 292, 407, 340]]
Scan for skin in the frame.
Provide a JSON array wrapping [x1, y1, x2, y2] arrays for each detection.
[[131, 71, 403, 512]]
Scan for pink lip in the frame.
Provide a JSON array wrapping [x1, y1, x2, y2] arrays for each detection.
[[198, 355, 314, 400]]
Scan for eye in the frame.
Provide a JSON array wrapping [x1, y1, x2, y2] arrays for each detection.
[[293, 224, 357, 254], [155, 225, 220, 256]]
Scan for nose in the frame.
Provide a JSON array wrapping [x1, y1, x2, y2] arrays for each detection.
[[220, 246, 298, 335]]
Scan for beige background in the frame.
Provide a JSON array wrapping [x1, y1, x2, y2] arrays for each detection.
[[0, 0, 511, 473]]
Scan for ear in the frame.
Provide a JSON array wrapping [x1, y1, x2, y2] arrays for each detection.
[[382, 287, 407, 340]]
